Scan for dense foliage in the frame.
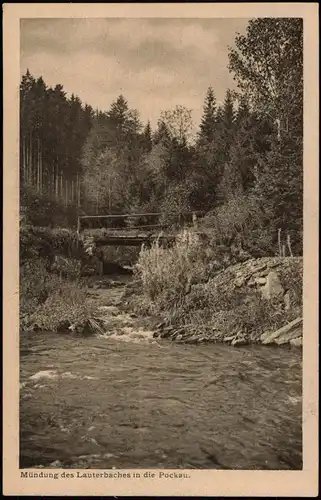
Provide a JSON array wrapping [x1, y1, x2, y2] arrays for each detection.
[[20, 18, 303, 255]]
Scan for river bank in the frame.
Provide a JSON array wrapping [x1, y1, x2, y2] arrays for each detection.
[[20, 276, 302, 470], [124, 255, 303, 347], [20, 223, 303, 347]]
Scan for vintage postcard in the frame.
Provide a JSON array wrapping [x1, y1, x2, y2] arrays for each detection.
[[3, 2, 319, 497]]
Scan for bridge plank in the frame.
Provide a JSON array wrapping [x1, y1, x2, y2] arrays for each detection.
[[93, 235, 176, 247]]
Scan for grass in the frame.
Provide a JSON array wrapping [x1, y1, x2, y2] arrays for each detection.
[[129, 229, 303, 342], [133, 230, 212, 312], [20, 256, 101, 334]]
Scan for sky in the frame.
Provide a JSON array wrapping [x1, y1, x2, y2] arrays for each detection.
[[20, 18, 250, 129]]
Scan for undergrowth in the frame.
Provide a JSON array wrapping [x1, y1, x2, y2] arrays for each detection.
[[20, 257, 97, 333], [130, 229, 303, 341]]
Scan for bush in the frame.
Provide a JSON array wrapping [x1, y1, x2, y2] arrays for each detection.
[[133, 229, 221, 318], [276, 258, 303, 307], [20, 184, 81, 228], [132, 229, 303, 341], [20, 258, 62, 318], [20, 224, 79, 263], [27, 281, 96, 333], [20, 256, 95, 333]]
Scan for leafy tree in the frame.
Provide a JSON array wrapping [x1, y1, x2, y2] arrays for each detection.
[[159, 105, 194, 145], [153, 120, 171, 147], [228, 18, 303, 141], [228, 17, 303, 253]]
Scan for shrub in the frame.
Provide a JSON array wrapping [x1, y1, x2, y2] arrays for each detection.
[[20, 256, 94, 333], [276, 258, 303, 308], [27, 281, 96, 333], [20, 224, 79, 263], [133, 231, 303, 341], [20, 184, 81, 228], [200, 194, 276, 257], [20, 258, 61, 318], [133, 229, 220, 317]]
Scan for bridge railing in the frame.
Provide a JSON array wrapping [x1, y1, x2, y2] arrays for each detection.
[[77, 211, 204, 237]]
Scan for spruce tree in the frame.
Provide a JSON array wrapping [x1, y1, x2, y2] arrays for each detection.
[[199, 86, 216, 145], [142, 121, 152, 152]]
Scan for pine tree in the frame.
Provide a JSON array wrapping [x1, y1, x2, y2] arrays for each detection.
[[20, 70, 36, 187], [198, 86, 216, 145], [142, 121, 152, 152], [20, 71, 93, 214], [222, 89, 234, 132]]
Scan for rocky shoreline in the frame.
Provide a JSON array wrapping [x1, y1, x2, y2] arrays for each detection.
[[123, 256, 303, 348], [22, 250, 303, 349], [152, 316, 302, 347]]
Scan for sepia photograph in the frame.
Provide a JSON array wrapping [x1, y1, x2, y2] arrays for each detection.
[[2, 2, 319, 497]]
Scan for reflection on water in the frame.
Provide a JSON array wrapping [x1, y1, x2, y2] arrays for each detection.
[[20, 328, 302, 470]]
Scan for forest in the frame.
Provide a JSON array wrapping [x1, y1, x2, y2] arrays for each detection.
[[20, 18, 303, 256]]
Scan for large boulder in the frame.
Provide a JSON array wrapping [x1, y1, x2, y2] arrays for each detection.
[[261, 271, 284, 300], [260, 317, 302, 345]]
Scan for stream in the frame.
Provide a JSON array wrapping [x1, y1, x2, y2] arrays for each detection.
[[20, 278, 302, 470]]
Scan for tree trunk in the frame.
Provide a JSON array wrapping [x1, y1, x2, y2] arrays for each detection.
[[55, 164, 59, 199], [21, 136, 26, 185], [39, 143, 43, 195], [36, 137, 40, 193], [25, 140, 28, 185], [77, 174, 81, 208], [51, 163, 55, 198], [65, 178, 68, 207], [60, 169, 63, 201], [28, 133, 32, 187]]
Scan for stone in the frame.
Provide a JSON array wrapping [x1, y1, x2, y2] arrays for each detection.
[[160, 328, 173, 338], [231, 338, 248, 346], [254, 277, 267, 285], [223, 335, 236, 342], [162, 326, 174, 333], [268, 261, 281, 268], [261, 271, 284, 300], [274, 327, 303, 344], [234, 278, 244, 287], [290, 337, 303, 347], [284, 291, 291, 310], [250, 264, 267, 274], [57, 320, 71, 332], [185, 337, 199, 345], [260, 317, 302, 344]]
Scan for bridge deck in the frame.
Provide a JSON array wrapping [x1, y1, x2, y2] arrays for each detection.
[[93, 234, 176, 247], [78, 211, 203, 247]]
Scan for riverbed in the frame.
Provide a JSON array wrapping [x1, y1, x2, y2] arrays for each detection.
[[20, 281, 302, 470]]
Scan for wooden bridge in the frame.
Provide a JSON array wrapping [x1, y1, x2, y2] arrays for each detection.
[[77, 212, 204, 247]]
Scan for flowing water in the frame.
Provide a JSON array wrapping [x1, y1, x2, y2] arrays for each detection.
[[20, 282, 302, 470]]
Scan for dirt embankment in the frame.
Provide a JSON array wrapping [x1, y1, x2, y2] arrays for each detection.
[[132, 257, 303, 347]]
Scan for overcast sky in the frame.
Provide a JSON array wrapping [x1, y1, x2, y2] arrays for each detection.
[[21, 18, 250, 129]]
